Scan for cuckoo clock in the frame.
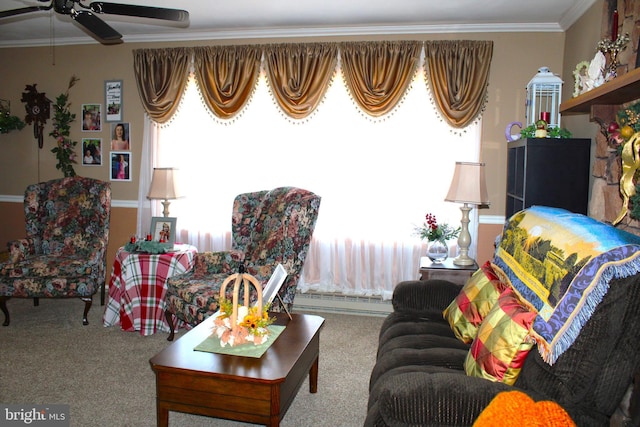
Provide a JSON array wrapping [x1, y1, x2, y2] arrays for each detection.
[[21, 84, 51, 148]]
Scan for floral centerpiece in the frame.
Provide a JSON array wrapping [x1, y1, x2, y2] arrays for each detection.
[[213, 299, 275, 347], [212, 272, 275, 347], [414, 213, 461, 263]]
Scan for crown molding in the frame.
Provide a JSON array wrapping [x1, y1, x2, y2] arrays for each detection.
[[0, 22, 564, 48]]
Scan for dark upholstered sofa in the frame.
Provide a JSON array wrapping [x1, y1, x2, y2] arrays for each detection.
[[366, 207, 640, 426]]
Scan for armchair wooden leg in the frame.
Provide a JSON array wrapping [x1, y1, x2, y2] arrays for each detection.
[[165, 310, 176, 341], [100, 282, 105, 306], [0, 296, 10, 326], [81, 297, 92, 326], [33, 297, 39, 306]]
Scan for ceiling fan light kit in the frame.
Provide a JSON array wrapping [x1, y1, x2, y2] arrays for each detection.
[[0, 1, 189, 44]]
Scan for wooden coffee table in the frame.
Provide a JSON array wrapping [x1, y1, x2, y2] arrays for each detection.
[[149, 312, 325, 427]]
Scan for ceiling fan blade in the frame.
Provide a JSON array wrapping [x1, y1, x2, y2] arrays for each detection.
[[72, 10, 122, 42], [88, 2, 189, 22], [0, 5, 51, 19]]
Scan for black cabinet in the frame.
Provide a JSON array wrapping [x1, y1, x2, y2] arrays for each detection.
[[506, 138, 591, 218]]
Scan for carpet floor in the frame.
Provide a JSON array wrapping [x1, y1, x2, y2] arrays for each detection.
[[0, 297, 384, 427]]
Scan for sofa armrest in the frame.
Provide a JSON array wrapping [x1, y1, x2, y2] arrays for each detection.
[[392, 279, 462, 315], [7, 238, 38, 263], [366, 371, 537, 426]]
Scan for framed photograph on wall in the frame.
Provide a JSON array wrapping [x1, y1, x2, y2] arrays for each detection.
[[150, 217, 177, 244], [105, 80, 123, 122], [81, 103, 101, 131], [82, 138, 102, 166], [110, 122, 131, 150], [110, 151, 131, 181]]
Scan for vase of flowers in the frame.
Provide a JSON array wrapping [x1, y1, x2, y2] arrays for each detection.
[[414, 213, 461, 263]]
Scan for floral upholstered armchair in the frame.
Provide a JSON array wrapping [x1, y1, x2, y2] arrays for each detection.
[[0, 177, 111, 326], [164, 186, 321, 340]]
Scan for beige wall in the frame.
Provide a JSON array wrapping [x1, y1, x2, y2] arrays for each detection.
[[1, 23, 598, 267], [562, 0, 604, 211]]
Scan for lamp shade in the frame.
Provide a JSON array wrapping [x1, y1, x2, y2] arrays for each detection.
[[445, 162, 490, 206], [147, 167, 184, 200]]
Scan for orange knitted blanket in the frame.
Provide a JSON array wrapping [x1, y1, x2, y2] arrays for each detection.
[[473, 391, 575, 427]]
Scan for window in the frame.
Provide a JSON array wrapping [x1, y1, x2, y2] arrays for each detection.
[[149, 63, 480, 298]]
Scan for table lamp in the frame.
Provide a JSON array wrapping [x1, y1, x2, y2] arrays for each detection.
[[147, 167, 184, 217], [445, 161, 490, 266]]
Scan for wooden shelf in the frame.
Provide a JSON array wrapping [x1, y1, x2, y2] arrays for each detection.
[[560, 67, 640, 114]]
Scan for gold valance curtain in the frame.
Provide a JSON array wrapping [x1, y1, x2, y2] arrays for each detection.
[[132, 47, 191, 124], [340, 41, 421, 117], [424, 40, 493, 128], [263, 43, 338, 120], [193, 46, 262, 120], [132, 41, 493, 127]]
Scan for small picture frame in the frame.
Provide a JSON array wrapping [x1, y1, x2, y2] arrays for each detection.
[[81, 103, 101, 131], [82, 138, 102, 166], [105, 80, 123, 122], [150, 217, 177, 245], [110, 151, 131, 181], [261, 264, 288, 306], [110, 122, 131, 150]]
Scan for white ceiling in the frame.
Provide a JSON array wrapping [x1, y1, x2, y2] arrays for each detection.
[[0, 0, 598, 47]]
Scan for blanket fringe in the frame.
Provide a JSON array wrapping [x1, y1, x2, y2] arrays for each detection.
[[542, 251, 640, 365]]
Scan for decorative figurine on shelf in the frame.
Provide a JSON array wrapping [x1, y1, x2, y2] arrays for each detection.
[[573, 52, 606, 97], [534, 119, 548, 138]]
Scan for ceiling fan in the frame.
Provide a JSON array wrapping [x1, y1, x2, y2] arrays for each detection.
[[0, 0, 189, 44]]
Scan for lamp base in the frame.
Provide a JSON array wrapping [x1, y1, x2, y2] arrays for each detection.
[[161, 199, 171, 218], [454, 203, 474, 267], [453, 255, 475, 266]]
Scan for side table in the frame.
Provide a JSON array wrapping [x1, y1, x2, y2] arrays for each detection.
[[418, 257, 478, 286], [103, 244, 197, 335]]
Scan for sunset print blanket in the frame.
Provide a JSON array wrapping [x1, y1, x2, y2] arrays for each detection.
[[492, 206, 640, 364]]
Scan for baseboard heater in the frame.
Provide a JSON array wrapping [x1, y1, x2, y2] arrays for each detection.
[[294, 291, 392, 317]]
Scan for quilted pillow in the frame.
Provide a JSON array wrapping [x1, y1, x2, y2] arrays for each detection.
[[464, 287, 537, 385], [443, 261, 507, 343]]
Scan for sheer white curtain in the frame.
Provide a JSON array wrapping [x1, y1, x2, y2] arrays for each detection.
[[139, 62, 480, 299]]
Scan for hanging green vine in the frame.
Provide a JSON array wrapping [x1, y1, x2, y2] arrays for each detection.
[[50, 75, 80, 177], [0, 101, 25, 134]]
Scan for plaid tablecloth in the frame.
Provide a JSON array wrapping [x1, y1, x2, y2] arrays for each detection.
[[103, 244, 197, 336]]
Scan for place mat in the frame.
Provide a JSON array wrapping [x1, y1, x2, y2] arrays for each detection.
[[194, 325, 286, 358]]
